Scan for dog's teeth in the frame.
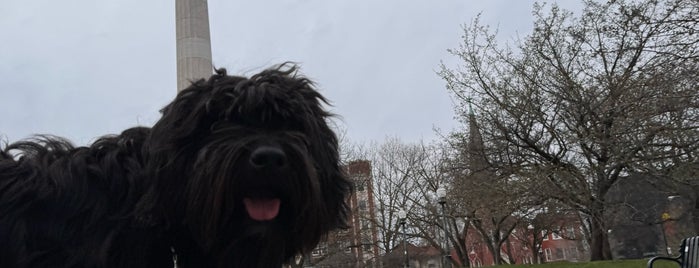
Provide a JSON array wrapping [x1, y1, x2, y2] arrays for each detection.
[[243, 198, 281, 221]]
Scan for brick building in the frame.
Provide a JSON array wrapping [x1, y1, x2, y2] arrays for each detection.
[[539, 223, 588, 263], [457, 218, 587, 267], [307, 160, 380, 267]]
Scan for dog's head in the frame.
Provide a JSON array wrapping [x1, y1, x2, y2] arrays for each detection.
[[141, 64, 351, 266]]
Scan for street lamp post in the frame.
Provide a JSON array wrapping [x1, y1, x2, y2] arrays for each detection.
[[661, 195, 681, 255], [659, 218, 670, 255], [399, 209, 409, 268], [437, 186, 450, 268]]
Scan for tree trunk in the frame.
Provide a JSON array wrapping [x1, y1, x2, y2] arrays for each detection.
[[589, 206, 612, 260], [493, 245, 502, 265], [531, 246, 542, 264], [453, 234, 470, 268], [505, 239, 515, 264]]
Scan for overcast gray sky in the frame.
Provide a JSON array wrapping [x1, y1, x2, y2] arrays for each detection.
[[0, 0, 584, 145]]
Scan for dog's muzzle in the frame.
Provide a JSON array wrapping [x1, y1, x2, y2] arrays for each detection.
[[243, 145, 288, 221]]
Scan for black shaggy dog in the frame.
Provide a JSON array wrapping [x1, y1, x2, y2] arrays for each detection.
[[0, 65, 352, 268]]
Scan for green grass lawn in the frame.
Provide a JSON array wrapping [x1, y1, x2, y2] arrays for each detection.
[[490, 259, 677, 268]]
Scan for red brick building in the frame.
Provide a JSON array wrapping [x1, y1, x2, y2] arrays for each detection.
[[458, 219, 587, 267]]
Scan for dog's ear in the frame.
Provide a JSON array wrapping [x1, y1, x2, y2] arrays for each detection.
[[280, 72, 353, 232], [154, 80, 213, 144], [312, 120, 353, 231]]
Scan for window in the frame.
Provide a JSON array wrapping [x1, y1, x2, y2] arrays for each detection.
[[544, 248, 552, 262], [555, 248, 564, 260], [551, 232, 562, 240], [361, 218, 371, 230], [361, 233, 371, 242], [566, 226, 576, 239], [525, 256, 533, 264], [363, 243, 372, 251], [541, 230, 549, 241], [344, 241, 352, 253], [356, 181, 365, 191], [567, 247, 578, 259], [312, 243, 328, 256]]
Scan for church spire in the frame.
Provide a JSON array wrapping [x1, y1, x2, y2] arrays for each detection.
[[467, 96, 474, 116], [466, 98, 488, 175]]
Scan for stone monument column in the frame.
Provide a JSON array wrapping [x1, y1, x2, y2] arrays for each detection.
[[176, 0, 213, 92]]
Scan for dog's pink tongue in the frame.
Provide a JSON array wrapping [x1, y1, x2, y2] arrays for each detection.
[[243, 198, 280, 221]]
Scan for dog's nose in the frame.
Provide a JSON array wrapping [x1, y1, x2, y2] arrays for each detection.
[[249, 146, 287, 169]]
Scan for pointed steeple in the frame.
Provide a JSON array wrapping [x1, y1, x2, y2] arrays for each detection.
[[467, 96, 474, 116], [466, 98, 489, 175]]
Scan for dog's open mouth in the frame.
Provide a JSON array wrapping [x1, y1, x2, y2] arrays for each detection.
[[243, 197, 281, 221]]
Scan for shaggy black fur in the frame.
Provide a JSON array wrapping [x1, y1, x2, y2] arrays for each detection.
[[0, 65, 352, 268]]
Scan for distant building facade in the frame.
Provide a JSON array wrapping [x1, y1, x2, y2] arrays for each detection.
[[459, 219, 588, 267], [539, 224, 588, 263], [384, 243, 442, 268], [307, 160, 380, 267]]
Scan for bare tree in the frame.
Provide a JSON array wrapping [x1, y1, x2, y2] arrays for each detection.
[[440, 0, 699, 260], [405, 142, 472, 267], [442, 105, 559, 265], [356, 138, 473, 267], [366, 138, 423, 254], [445, 134, 534, 265]]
